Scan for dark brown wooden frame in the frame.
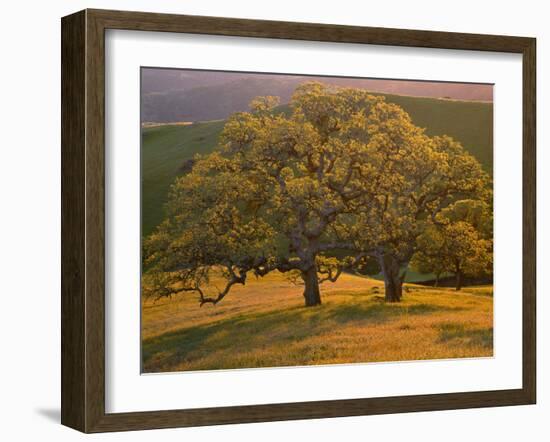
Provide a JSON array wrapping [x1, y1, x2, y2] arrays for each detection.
[[61, 8, 536, 433]]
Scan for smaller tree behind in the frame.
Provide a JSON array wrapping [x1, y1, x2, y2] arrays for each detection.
[[411, 200, 493, 290], [411, 226, 447, 287]]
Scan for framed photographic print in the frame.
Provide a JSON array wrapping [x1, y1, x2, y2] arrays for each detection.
[[61, 9, 536, 433]]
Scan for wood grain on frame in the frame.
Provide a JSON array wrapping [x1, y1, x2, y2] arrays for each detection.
[[61, 8, 536, 433]]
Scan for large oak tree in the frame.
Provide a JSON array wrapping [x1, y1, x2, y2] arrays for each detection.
[[143, 82, 490, 306]]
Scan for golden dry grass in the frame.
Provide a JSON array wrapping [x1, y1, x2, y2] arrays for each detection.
[[142, 272, 493, 373]]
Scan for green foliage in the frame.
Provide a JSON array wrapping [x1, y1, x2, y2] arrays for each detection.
[[411, 200, 493, 288], [141, 94, 492, 237]]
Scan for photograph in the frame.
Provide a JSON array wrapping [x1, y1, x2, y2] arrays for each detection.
[[140, 68, 495, 374]]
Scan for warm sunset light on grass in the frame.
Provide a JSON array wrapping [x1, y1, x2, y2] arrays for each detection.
[[142, 272, 492, 372]]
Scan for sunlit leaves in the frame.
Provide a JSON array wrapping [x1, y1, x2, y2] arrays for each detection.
[[411, 200, 493, 287], [143, 81, 491, 305]]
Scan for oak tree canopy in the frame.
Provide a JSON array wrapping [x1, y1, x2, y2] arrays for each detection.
[[143, 82, 491, 307]]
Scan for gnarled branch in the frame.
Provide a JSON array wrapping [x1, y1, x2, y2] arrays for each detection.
[[198, 266, 247, 306]]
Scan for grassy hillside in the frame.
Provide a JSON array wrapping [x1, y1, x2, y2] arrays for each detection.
[[385, 94, 493, 173], [142, 272, 493, 373], [141, 120, 225, 236], [141, 94, 492, 237]]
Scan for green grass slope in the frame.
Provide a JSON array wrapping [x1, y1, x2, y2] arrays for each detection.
[[385, 94, 493, 173], [142, 120, 225, 235], [142, 94, 492, 237]]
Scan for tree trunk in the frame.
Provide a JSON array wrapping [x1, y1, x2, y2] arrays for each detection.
[[302, 266, 322, 307], [455, 270, 463, 291], [379, 253, 405, 303], [434, 273, 440, 287]]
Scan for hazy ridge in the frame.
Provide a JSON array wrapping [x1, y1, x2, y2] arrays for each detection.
[[141, 72, 493, 123]]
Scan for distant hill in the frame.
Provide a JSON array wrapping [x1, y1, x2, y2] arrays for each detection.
[[141, 69, 246, 94], [142, 77, 299, 123], [142, 92, 492, 237], [141, 74, 493, 123]]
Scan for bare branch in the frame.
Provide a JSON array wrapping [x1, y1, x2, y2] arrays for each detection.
[[198, 267, 247, 306], [318, 266, 343, 284]]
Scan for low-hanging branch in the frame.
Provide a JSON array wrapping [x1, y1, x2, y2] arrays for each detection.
[[197, 268, 247, 306]]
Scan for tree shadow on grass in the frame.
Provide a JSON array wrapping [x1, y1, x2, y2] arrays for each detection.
[[142, 298, 463, 372], [437, 323, 493, 349], [325, 301, 460, 325]]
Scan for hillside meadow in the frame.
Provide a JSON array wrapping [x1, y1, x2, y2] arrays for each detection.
[[142, 272, 493, 373], [141, 87, 494, 372]]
